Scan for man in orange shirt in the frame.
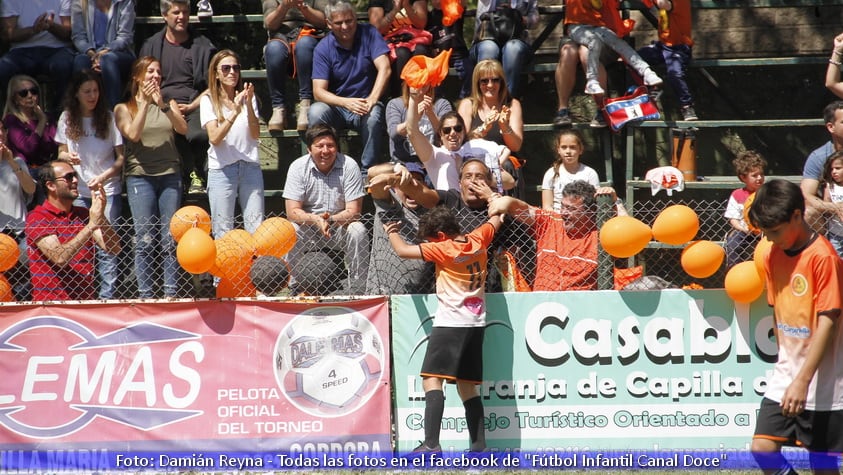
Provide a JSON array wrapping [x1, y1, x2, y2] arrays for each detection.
[[489, 180, 625, 290], [638, 0, 697, 120]]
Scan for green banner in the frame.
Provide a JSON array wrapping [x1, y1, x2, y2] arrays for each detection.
[[391, 290, 774, 451]]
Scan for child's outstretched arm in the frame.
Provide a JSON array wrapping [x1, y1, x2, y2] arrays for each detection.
[[384, 221, 424, 259], [488, 214, 504, 232]]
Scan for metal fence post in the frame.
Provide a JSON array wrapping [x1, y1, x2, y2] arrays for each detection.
[[596, 194, 614, 290]]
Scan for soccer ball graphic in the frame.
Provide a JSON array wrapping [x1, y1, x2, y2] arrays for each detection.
[[274, 307, 384, 417]]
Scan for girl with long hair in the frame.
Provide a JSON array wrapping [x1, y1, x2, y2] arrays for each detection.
[[114, 56, 187, 298], [541, 129, 599, 213], [55, 69, 125, 299]]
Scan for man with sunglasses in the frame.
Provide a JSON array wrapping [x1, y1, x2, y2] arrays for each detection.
[[25, 160, 120, 301], [140, 0, 217, 195], [0, 0, 75, 115]]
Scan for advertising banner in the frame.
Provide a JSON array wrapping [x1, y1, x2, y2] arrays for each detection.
[[392, 290, 775, 452], [0, 298, 391, 470]]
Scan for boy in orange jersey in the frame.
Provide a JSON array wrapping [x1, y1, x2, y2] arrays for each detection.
[[385, 204, 502, 452], [638, 0, 697, 120], [747, 179, 843, 475]]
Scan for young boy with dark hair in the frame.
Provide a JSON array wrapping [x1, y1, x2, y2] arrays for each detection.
[[747, 179, 843, 474], [385, 204, 502, 452]]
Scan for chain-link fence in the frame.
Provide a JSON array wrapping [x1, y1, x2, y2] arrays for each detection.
[[2, 197, 828, 303]]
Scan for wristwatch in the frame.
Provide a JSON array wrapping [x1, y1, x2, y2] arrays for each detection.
[[159, 104, 171, 113]]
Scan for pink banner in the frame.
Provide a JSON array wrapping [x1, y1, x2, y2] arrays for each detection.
[[0, 298, 391, 453]]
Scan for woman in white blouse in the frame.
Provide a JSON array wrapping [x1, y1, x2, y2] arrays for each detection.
[[200, 50, 264, 238]]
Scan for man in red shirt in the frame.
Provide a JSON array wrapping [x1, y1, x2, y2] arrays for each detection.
[[26, 160, 120, 301], [489, 180, 625, 290]]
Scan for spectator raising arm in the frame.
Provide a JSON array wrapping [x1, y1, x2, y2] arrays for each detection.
[[826, 32, 843, 98]]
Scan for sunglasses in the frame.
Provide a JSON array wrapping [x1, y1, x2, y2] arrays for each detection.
[[479, 77, 502, 85], [16, 87, 39, 98], [52, 171, 78, 182], [219, 64, 242, 74], [441, 125, 464, 134]]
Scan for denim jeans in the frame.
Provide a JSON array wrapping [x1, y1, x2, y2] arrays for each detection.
[[638, 42, 694, 106], [828, 232, 843, 259], [725, 230, 759, 269], [307, 101, 385, 173], [126, 174, 182, 298], [207, 161, 265, 238], [73, 49, 136, 109], [470, 39, 532, 98], [568, 25, 652, 83], [74, 194, 123, 299], [0, 46, 75, 114], [264, 35, 319, 109]]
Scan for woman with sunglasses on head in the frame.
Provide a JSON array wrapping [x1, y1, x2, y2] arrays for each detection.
[[2, 75, 59, 172], [200, 50, 264, 238], [457, 59, 523, 154], [115, 56, 187, 298], [55, 69, 125, 299], [403, 85, 514, 193]]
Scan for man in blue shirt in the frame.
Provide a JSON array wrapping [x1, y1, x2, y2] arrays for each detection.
[[310, 0, 391, 174], [801, 101, 843, 228]]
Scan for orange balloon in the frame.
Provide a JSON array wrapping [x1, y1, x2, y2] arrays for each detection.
[[400, 49, 453, 89], [441, 0, 464, 26], [0, 234, 20, 272], [222, 229, 256, 254], [599, 216, 652, 258], [253, 217, 297, 258], [725, 261, 764, 303], [753, 235, 773, 279], [652, 204, 699, 245], [681, 240, 725, 278], [170, 206, 212, 242], [0, 274, 14, 302], [743, 193, 760, 234], [176, 227, 216, 274], [216, 276, 256, 298], [213, 234, 255, 280]]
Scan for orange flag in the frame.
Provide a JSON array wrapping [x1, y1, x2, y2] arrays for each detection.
[[400, 49, 453, 89], [442, 0, 464, 26]]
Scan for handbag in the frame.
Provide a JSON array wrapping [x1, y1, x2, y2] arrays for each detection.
[[478, 5, 525, 46], [602, 86, 661, 132]]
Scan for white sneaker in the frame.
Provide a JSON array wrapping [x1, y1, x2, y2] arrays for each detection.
[[296, 99, 310, 131], [197, 0, 213, 17], [585, 80, 604, 95], [642, 70, 663, 87], [268, 107, 286, 132]]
